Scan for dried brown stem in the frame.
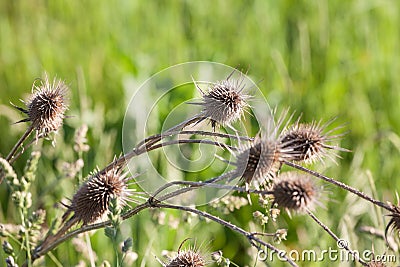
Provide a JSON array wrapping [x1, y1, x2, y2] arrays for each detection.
[[156, 203, 299, 267], [149, 173, 275, 201], [5, 125, 35, 162], [9, 132, 47, 164], [135, 115, 202, 149], [29, 171, 275, 265], [306, 209, 368, 266], [179, 130, 253, 141], [283, 160, 394, 213], [0, 125, 35, 184], [100, 136, 235, 176]]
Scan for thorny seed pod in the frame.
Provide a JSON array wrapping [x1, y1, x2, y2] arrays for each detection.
[[62, 167, 132, 225], [235, 132, 297, 188], [279, 119, 348, 164], [272, 172, 320, 212], [192, 72, 248, 130], [162, 239, 210, 267], [235, 138, 282, 187], [165, 250, 206, 267], [13, 73, 69, 136], [385, 205, 400, 240]]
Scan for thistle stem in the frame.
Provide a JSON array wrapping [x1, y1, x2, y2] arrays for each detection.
[[136, 115, 202, 149], [101, 137, 236, 175], [149, 170, 237, 201], [306, 209, 368, 266], [29, 176, 273, 265], [149, 172, 274, 201], [0, 125, 34, 184], [283, 160, 394, 213], [9, 131, 50, 164], [156, 203, 299, 267], [6, 125, 34, 162]]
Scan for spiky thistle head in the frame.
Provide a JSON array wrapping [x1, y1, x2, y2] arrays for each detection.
[[193, 72, 248, 130], [279, 119, 348, 164], [63, 167, 132, 225], [165, 250, 206, 267], [385, 205, 400, 240], [234, 110, 302, 188], [235, 137, 283, 187], [272, 172, 320, 212], [163, 239, 210, 267], [14, 73, 69, 135]]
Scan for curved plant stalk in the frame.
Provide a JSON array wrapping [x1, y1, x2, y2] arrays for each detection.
[[155, 203, 299, 267], [30, 189, 297, 267], [5, 125, 35, 162], [283, 160, 394, 213], [29, 136, 236, 264], [0, 126, 35, 184], [306, 209, 368, 266]]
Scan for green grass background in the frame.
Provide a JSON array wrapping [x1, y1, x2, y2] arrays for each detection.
[[1, 1, 400, 266]]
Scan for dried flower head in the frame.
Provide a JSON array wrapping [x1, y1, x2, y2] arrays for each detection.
[[165, 250, 206, 267], [234, 125, 301, 188], [14, 73, 69, 135], [272, 172, 319, 212], [279, 119, 347, 164], [162, 239, 210, 267], [385, 205, 400, 240], [192, 72, 248, 130], [235, 138, 282, 187], [63, 167, 132, 225]]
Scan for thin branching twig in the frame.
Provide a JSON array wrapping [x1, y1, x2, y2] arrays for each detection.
[[284, 160, 394, 213]]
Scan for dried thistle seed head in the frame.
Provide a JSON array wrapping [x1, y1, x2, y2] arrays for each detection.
[[385, 205, 400, 239], [235, 137, 291, 187], [15, 73, 69, 135], [63, 167, 132, 225], [279, 120, 347, 164], [193, 73, 248, 130], [165, 250, 206, 267], [272, 172, 319, 212], [162, 239, 211, 267]]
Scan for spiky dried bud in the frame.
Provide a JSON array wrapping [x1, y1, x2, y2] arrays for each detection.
[[165, 250, 206, 267], [385, 205, 400, 239], [163, 239, 210, 267], [279, 120, 347, 164], [15, 73, 69, 135], [235, 135, 295, 187], [272, 172, 319, 212], [63, 167, 132, 225], [193, 73, 248, 130]]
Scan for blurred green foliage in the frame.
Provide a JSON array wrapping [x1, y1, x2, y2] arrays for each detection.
[[1, 1, 400, 266]]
